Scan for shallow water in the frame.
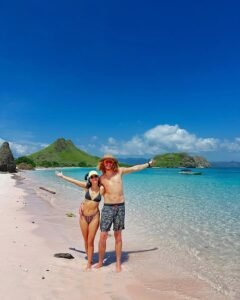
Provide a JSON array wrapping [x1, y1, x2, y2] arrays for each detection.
[[27, 167, 240, 298]]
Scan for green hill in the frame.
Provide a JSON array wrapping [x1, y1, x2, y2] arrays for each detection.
[[28, 138, 99, 167], [153, 152, 210, 168]]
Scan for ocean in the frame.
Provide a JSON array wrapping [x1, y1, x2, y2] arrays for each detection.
[[27, 167, 240, 298]]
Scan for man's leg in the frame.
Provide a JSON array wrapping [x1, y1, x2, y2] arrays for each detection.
[[113, 204, 125, 272], [114, 230, 122, 272], [94, 231, 108, 268]]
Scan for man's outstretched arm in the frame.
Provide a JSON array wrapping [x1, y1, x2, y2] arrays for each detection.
[[120, 159, 155, 175]]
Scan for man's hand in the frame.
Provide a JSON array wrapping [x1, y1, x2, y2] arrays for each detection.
[[148, 159, 156, 167]]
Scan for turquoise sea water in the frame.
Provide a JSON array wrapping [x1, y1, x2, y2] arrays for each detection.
[[28, 167, 240, 298]]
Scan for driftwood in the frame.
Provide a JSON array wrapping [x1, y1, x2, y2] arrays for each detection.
[[39, 187, 56, 194]]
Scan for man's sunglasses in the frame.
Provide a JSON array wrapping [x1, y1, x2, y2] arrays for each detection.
[[104, 160, 114, 164]]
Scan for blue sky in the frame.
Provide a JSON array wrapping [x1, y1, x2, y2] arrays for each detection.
[[1, 1, 240, 160]]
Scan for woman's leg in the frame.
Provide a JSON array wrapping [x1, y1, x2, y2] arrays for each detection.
[[86, 214, 100, 269], [79, 216, 89, 255]]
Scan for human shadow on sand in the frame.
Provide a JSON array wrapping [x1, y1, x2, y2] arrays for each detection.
[[69, 247, 158, 266]]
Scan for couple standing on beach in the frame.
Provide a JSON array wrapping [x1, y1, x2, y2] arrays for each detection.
[[56, 154, 154, 272]]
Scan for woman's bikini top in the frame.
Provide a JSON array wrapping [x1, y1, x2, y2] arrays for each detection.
[[85, 189, 101, 202]]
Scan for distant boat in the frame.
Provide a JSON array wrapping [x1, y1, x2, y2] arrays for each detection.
[[178, 168, 202, 175]]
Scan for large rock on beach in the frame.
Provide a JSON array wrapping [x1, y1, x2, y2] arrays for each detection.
[[0, 142, 16, 173], [54, 253, 74, 259]]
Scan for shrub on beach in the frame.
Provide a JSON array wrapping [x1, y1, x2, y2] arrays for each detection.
[[17, 162, 35, 170], [15, 156, 36, 170]]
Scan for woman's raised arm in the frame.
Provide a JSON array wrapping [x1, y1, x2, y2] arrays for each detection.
[[55, 171, 87, 189]]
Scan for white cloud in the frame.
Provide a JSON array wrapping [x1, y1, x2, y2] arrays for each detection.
[[100, 124, 236, 156], [144, 125, 219, 152], [221, 138, 240, 152]]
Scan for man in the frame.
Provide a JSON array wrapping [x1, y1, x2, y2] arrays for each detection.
[[95, 154, 154, 272]]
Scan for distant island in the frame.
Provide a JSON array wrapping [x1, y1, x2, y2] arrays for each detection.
[[153, 153, 210, 168], [15, 138, 100, 169]]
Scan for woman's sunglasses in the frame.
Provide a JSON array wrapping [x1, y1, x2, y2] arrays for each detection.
[[90, 175, 99, 179]]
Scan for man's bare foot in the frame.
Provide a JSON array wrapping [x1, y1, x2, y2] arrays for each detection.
[[94, 262, 103, 269], [116, 263, 121, 272], [84, 264, 92, 271]]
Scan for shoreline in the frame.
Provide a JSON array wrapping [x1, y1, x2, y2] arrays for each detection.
[[0, 172, 229, 299]]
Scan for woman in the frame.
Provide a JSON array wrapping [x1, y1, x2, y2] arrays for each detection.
[[56, 170, 104, 270]]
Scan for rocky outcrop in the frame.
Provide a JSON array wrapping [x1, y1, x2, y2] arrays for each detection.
[[192, 156, 211, 168], [0, 142, 16, 173]]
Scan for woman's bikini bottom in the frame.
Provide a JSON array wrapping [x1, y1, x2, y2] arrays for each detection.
[[83, 210, 100, 224]]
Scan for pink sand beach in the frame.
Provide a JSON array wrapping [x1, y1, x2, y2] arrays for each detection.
[[0, 172, 227, 300]]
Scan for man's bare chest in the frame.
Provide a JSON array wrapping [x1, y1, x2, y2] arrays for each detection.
[[101, 174, 122, 188]]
